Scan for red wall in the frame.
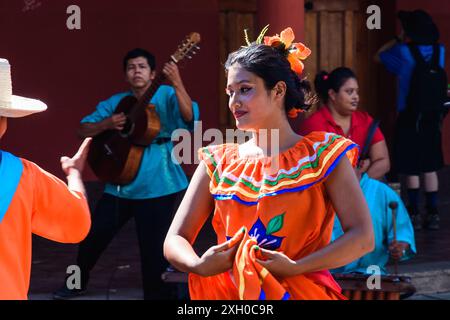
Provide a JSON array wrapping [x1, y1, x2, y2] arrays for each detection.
[[0, 0, 220, 179], [257, 0, 305, 41], [5, 0, 443, 180], [396, 0, 450, 164]]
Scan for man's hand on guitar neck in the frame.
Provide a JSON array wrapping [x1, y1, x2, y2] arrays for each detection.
[[78, 113, 126, 138], [162, 62, 194, 122], [163, 62, 183, 88]]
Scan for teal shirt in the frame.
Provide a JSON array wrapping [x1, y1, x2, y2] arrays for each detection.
[[331, 174, 416, 275], [81, 85, 200, 199]]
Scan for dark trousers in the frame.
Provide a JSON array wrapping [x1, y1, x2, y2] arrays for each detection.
[[76, 192, 182, 299]]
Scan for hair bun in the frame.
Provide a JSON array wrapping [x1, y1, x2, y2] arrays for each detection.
[[314, 67, 356, 104]]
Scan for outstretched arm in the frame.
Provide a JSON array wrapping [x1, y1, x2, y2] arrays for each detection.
[[31, 138, 92, 243], [60, 138, 91, 197]]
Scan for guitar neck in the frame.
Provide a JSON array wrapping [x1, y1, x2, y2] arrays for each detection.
[[128, 72, 165, 120], [139, 73, 165, 105]]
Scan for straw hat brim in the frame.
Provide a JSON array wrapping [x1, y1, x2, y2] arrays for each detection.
[[0, 95, 47, 118]]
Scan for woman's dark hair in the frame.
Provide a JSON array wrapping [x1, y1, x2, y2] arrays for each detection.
[[314, 67, 357, 103], [123, 48, 156, 71], [224, 44, 312, 113]]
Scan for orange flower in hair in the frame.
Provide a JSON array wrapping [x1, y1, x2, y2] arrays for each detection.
[[263, 27, 311, 76], [264, 27, 295, 48], [287, 108, 305, 119]]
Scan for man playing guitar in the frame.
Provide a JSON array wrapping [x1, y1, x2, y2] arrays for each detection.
[[53, 48, 199, 300]]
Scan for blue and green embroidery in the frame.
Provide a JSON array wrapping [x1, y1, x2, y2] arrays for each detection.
[[227, 213, 287, 251]]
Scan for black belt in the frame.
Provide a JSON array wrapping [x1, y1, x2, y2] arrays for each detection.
[[152, 137, 171, 145]]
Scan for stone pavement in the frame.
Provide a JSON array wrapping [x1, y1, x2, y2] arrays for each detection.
[[407, 291, 450, 300], [27, 167, 450, 300]]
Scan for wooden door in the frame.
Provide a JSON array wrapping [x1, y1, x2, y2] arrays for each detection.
[[304, 0, 396, 121], [304, 0, 360, 82], [218, 0, 257, 132]]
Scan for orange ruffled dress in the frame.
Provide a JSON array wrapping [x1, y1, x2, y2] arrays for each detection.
[[189, 132, 359, 300]]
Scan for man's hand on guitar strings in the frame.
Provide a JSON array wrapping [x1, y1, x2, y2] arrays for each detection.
[[105, 113, 127, 131]]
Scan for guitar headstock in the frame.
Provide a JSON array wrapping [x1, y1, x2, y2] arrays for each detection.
[[171, 32, 201, 63]]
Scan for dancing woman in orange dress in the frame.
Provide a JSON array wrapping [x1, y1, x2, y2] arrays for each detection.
[[164, 27, 374, 300]]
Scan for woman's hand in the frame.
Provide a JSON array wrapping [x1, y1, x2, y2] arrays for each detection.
[[195, 230, 245, 277], [255, 248, 299, 278]]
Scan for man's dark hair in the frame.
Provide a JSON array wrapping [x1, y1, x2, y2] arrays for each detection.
[[123, 48, 156, 71]]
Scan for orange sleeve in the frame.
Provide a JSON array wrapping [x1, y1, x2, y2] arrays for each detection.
[[25, 160, 91, 243]]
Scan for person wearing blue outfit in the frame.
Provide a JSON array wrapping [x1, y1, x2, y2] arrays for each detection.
[[331, 173, 416, 275], [53, 48, 199, 300], [375, 10, 446, 231]]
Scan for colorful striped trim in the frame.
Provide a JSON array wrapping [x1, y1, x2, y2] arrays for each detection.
[[212, 143, 358, 206], [216, 137, 350, 196], [205, 133, 339, 188]]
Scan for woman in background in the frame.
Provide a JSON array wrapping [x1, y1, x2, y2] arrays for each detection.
[[298, 67, 390, 180]]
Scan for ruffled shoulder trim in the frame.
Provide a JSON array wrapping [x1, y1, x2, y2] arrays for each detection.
[[198, 132, 359, 206], [198, 143, 239, 181]]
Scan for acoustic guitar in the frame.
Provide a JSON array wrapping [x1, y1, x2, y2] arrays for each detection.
[[87, 32, 201, 185]]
